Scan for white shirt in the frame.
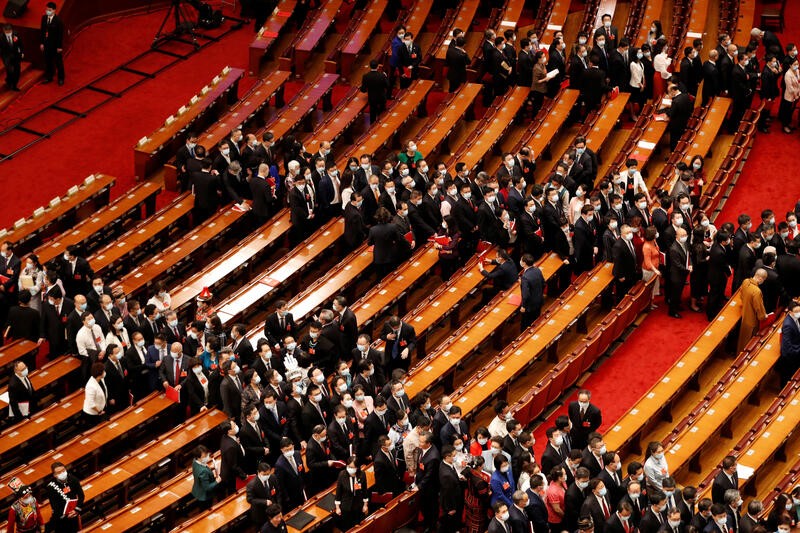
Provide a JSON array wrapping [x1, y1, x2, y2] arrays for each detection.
[[488, 415, 509, 438], [629, 61, 644, 88], [83, 377, 107, 415], [76, 324, 108, 358], [654, 52, 672, 79]]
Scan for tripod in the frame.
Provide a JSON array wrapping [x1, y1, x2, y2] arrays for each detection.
[[152, 0, 200, 49]]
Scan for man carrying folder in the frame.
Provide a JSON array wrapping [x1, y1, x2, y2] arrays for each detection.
[[46, 462, 84, 533]]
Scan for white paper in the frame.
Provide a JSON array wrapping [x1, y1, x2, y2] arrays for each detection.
[[637, 140, 656, 150], [0, 392, 9, 404], [737, 463, 755, 480], [545, 68, 560, 80]]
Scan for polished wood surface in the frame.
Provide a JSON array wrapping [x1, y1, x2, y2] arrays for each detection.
[[0, 390, 83, 459], [338, 1, 389, 76], [266, 73, 339, 140], [303, 89, 369, 154], [118, 204, 248, 297], [0, 356, 80, 408], [605, 292, 742, 452], [434, 0, 481, 61], [89, 192, 192, 275], [2, 174, 114, 250], [417, 83, 481, 155], [0, 340, 38, 376], [249, 0, 299, 75], [35, 181, 160, 264]]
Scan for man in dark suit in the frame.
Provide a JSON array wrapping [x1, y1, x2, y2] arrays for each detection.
[[103, 344, 128, 414], [667, 226, 693, 318], [5, 291, 40, 348], [124, 331, 151, 401], [598, 452, 625, 508], [263, 301, 295, 351], [1, 24, 23, 91], [360, 60, 390, 123], [373, 435, 404, 495], [190, 158, 221, 224], [219, 360, 243, 420], [415, 432, 441, 531], [594, 14, 619, 49], [9, 360, 37, 420], [662, 82, 693, 151], [39, 286, 73, 357], [219, 419, 248, 495], [547, 38, 568, 97], [275, 437, 307, 510], [362, 397, 394, 456], [519, 254, 545, 329], [288, 173, 317, 244], [306, 425, 337, 495], [568, 390, 602, 449], [581, 479, 614, 533], [540, 427, 567, 476], [574, 205, 598, 274], [738, 500, 762, 533], [40, 2, 65, 85], [241, 405, 270, 474], [300, 385, 330, 440], [343, 192, 367, 250], [679, 46, 700, 96], [608, 39, 630, 90], [379, 315, 416, 372], [711, 456, 739, 505], [582, 54, 612, 113], [612, 225, 640, 300], [479, 248, 519, 303], [488, 501, 513, 533], [606, 501, 635, 533], [58, 245, 93, 297], [525, 476, 550, 533], [639, 491, 668, 533], [719, 44, 736, 94], [446, 35, 470, 93], [246, 462, 280, 527], [565, 467, 591, 531], [249, 164, 276, 225], [328, 404, 359, 461], [621, 481, 646, 528], [702, 50, 722, 105], [398, 32, 422, 89], [728, 53, 752, 132], [439, 445, 464, 532]]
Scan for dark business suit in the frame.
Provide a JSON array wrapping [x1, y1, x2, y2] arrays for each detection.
[[581, 494, 614, 533], [368, 222, 410, 276], [702, 60, 721, 105], [343, 202, 367, 250], [219, 375, 243, 420], [612, 238, 640, 298], [666, 91, 693, 151], [446, 45, 470, 92], [0, 30, 23, 90], [8, 373, 37, 420], [190, 170, 221, 223], [275, 451, 307, 510], [360, 69, 390, 122], [415, 446, 442, 529], [40, 298, 74, 357], [240, 420, 269, 474], [373, 448, 404, 495], [246, 473, 280, 526], [568, 400, 602, 449], [40, 13, 65, 83], [520, 265, 545, 329], [379, 320, 416, 371], [250, 176, 276, 224], [711, 470, 738, 504], [439, 461, 464, 531], [334, 469, 369, 529], [219, 434, 247, 494], [263, 312, 296, 348], [573, 217, 597, 274]]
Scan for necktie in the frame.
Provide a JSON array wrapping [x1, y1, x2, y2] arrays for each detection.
[[172, 326, 178, 337], [25, 377, 32, 392], [601, 497, 610, 519], [289, 455, 297, 473], [279, 315, 284, 329], [174, 360, 181, 386], [378, 414, 385, 428], [116, 361, 122, 376], [624, 520, 631, 533], [628, 240, 635, 256], [315, 402, 324, 421], [580, 406, 586, 418], [341, 422, 347, 435], [271, 407, 279, 423], [398, 396, 405, 411], [656, 511, 663, 524], [137, 346, 145, 364], [235, 377, 241, 390]]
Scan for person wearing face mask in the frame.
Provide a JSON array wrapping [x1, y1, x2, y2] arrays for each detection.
[[212, 139, 234, 176], [333, 455, 369, 529], [182, 356, 211, 415], [737, 268, 770, 351], [263, 300, 296, 353], [102, 343, 129, 414], [40, 2, 65, 86], [398, 32, 422, 88], [327, 403, 359, 462], [217, 358, 244, 421], [620, 480, 645, 528], [488, 501, 513, 533], [316, 161, 343, 222], [594, 13, 618, 48], [239, 404, 270, 475], [777, 301, 800, 386], [8, 360, 37, 421], [372, 433, 403, 497], [57, 244, 93, 298], [81, 362, 108, 427], [217, 418, 247, 496], [306, 424, 339, 495], [568, 390, 602, 450], [638, 491, 668, 533], [379, 314, 417, 372], [780, 57, 800, 133], [45, 461, 84, 532], [360, 59, 390, 122], [343, 191, 368, 251], [287, 173, 318, 245], [0, 23, 23, 93], [612, 224, 640, 301], [436, 444, 465, 532], [666, 226, 693, 318]]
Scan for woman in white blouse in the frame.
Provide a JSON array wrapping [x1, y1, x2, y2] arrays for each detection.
[[643, 441, 670, 490], [628, 48, 646, 121], [106, 315, 131, 352], [652, 38, 672, 98], [568, 184, 589, 225], [147, 280, 171, 313]]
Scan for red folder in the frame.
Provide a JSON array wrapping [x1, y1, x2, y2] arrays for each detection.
[[64, 498, 78, 518], [560, 79, 570, 90], [477, 240, 492, 253], [507, 293, 522, 306], [165, 385, 180, 403], [430, 235, 450, 246], [262, 31, 279, 38], [404, 231, 414, 244], [610, 86, 620, 100]]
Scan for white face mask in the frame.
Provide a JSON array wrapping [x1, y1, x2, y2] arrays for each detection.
[[56, 472, 68, 482], [347, 467, 358, 476]]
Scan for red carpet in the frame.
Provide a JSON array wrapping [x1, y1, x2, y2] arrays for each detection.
[[532, 302, 709, 451]]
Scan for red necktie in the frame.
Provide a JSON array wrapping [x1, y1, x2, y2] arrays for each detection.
[[174, 360, 180, 386], [601, 497, 610, 519]]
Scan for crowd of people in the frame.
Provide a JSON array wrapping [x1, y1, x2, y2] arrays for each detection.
[[3, 7, 800, 533]]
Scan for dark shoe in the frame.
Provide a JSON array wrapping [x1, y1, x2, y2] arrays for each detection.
[[58, 79, 64, 86], [669, 312, 682, 319]]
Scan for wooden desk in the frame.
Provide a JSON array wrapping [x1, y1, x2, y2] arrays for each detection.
[[416, 83, 481, 156], [213, 218, 344, 328], [372, 249, 495, 356], [663, 325, 781, 476], [35, 181, 161, 264], [292, 0, 344, 72], [684, 97, 731, 162], [451, 263, 614, 415], [0, 356, 80, 410], [682, 0, 710, 50], [134, 67, 243, 179], [248, 0, 298, 76], [303, 89, 369, 154], [528, 89, 580, 174], [337, 1, 388, 77], [170, 210, 291, 315], [0, 394, 173, 502], [80, 468, 196, 532], [619, 112, 668, 172], [497, 0, 526, 31], [403, 0, 432, 45], [540, 0, 570, 38], [733, 0, 756, 47], [449, 86, 529, 170], [118, 204, 248, 297], [586, 93, 630, 154], [2, 174, 114, 253], [605, 293, 742, 454], [169, 491, 249, 532], [89, 192, 192, 277], [197, 70, 291, 151], [434, 0, 481, 61], [263, 243, 373, 341], [261, 73, 339, 141], [352, 243, 439, 334], [33, 408, 226, 525], [0, 390, 83, 461], [0, 340, 38, 380], [342, 79, 435, 168], [404, 253, 565, 397]]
